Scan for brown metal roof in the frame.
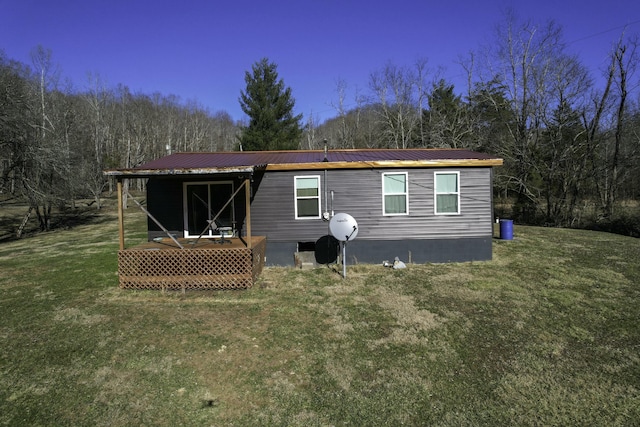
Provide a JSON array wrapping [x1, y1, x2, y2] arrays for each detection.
[[104, 149, 503, 177]]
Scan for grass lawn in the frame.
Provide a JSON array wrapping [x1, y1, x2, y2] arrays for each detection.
[[1, 200, 639, 426]]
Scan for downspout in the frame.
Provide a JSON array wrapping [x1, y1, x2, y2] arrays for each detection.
[[323, 139, 330, 221], [330, 190, 334, 217], [490, 167, 496, 239]]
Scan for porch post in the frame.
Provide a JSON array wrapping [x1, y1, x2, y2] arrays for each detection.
[[117, 179, 125, 250], [244, 178, 252, 248]]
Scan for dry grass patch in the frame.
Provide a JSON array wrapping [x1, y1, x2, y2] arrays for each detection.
[[53, 307, 109, 325], [369, 284, 440, 347]]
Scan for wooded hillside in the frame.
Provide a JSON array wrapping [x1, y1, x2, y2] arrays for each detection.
[[1, 17, 639, 234]]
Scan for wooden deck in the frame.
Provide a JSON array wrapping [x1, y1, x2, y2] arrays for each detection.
[[117, 236, 267, 290]]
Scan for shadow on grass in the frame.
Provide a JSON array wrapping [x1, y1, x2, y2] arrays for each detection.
[[0, 203, 114, 244]]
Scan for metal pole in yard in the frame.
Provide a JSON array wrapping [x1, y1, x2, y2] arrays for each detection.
[[342, 242, 346, 279]]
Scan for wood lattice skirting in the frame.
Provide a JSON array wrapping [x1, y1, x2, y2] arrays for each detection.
[[118, 237, 267, 290]]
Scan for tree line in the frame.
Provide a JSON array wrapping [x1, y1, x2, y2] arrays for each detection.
[[310, 18, 640, 231], [1, 15, 639, 234], [1, 47, 239, 230]]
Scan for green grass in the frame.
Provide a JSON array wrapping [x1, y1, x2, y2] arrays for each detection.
[[1, 203, 639, 426]]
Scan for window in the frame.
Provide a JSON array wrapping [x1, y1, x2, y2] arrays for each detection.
[[183, 181, 234, 237], [382, 172, 408, 215], [295, 176, 321, 219], [434, 172, 460, 214]]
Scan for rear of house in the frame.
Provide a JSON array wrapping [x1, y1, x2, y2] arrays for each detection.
[[113, 149, 502, 267]]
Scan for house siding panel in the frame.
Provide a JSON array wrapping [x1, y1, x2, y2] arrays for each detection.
[[250, 167, 493, 242]]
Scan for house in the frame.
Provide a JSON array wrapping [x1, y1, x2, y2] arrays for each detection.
[[107, 148, 502, 274]]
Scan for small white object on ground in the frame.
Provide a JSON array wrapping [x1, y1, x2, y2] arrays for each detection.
[[393, 256, 406, 269]]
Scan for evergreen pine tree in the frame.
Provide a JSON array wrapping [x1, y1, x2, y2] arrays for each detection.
[[238, 58, 303, 151]]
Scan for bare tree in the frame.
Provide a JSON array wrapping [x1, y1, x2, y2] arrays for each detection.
[[583, 34, 639, 219], [331, 78, 353, 148], [23, 46, 66, 230], [413, 58, 430, 147], [534, 53, 592, 225], [368, 62, 423, 149], [210, 110, 238, 151], [303, 110, 319, 150], [479, 14, 569, 221], [80, 73, 115, 208], [0, 54, 33, 199]]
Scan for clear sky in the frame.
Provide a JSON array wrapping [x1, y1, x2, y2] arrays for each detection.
[[1, 0, 639, 123]]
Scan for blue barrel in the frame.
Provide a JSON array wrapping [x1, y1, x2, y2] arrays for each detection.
[[499, 219, 513, 240]]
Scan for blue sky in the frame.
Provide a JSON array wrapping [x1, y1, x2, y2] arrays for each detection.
[[1, 0, 639, 123]]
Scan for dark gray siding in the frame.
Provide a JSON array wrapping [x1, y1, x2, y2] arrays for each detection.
[[249, 167, 493, 242]]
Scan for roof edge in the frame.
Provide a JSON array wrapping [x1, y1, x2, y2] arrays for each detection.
[[265, 159, 503, 171], [103, 166, 256, 178]]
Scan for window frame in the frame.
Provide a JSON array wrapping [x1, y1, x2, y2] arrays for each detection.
[[183, 181, 235, 238], [382, 172, 409, 216], [434, 171, 460, 215], [294, 175, 321, 220]]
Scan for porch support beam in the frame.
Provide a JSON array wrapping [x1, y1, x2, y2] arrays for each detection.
[[117, 179, 125, 250], [245, 178, 252, 248]]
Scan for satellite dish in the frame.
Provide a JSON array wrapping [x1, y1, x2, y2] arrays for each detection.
[[329, 213, 358, 242], [329, 213, 358, 279]]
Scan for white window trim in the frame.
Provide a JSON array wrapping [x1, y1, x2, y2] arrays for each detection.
[[294, 175, 321, 220], [382, 172, 409, 216], [183, 181, 235, 238], [434, 171, 460, 215]]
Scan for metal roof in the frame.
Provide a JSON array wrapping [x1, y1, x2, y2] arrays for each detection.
[[104, 149, 503, 177]]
